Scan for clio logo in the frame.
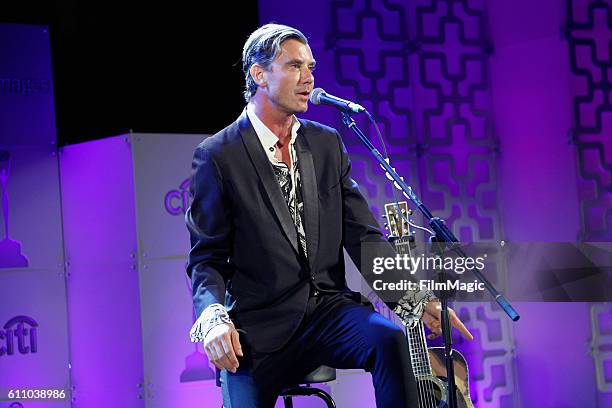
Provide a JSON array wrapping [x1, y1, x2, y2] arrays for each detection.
[[0, 316, 38, 356], [165, 177, 192, 216]]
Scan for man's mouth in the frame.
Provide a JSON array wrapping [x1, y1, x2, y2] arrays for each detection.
[[297, 90, 311, 98]]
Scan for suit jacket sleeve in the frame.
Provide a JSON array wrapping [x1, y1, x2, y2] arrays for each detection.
[[185, 144, 234, 319]]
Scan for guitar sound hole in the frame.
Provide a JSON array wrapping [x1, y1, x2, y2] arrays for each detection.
[[417, 377, 470, 408]]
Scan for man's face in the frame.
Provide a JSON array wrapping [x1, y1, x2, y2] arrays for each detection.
[[258, 39, 316, 114]]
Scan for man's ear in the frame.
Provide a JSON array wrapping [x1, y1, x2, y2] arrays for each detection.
[[250, 64, 267, 87]]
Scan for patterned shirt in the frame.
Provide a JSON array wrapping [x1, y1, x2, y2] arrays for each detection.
[[246, 104, 308, 258]]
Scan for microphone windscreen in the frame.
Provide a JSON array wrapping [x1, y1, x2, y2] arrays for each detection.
[[309, 88, 325, 105]]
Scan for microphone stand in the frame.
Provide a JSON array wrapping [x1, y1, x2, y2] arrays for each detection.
[[340, 112, 520, 408]]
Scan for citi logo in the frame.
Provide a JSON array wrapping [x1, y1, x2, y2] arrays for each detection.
[[0, 316, 38, 356], [165, 178, 192, 216]]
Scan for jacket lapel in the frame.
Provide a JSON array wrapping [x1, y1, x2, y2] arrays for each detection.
[[295, 124, 319, 270], [238, 110, 300, 255]]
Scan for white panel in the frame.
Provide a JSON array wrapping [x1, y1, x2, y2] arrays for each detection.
[[330, 370, 376, 408], [60, 136, 144, 408], [60, 136, 138, 267], [66, 262, 144, 408], [138, 257, 220, 407], [0, 269, 71, 407], [0, 146, 63, 271], [130, 133, 209, 260]]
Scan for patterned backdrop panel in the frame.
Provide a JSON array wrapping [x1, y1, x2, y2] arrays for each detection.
[[325, 1, 514, 407], [330, 0, 415, 152], [410, 0, 498, 244], [590, 303, 612, 397], [327, 1, 501, 241], [567, 0, 612, 241], [453, 302, 516, 408]]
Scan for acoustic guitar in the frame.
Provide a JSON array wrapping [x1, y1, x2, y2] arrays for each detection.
[[384, 201, 474, 408]]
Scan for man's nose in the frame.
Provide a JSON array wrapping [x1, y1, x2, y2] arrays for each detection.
[[301, 68, 314, 84]]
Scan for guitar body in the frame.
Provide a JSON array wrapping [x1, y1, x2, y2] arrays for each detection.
[[413, 347, 474, 408]]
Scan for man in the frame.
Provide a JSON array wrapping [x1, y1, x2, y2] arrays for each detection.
[[186, 23, 472, 407]]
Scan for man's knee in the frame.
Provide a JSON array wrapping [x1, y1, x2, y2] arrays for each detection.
[[375, 324, 407, 353], [361, 322, 410, 373], [221, 369, 279, 408]]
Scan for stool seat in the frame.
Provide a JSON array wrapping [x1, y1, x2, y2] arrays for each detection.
[[217, 365, 337, 408], [298, 365, 336, 384], [280, 366, 337, 408]]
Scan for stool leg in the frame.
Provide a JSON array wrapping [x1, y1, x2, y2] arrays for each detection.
[[281, 387, 335, 408], [311, 388, 336, 408]]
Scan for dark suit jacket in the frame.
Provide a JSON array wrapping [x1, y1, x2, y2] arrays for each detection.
[[186, 109, 394, 353]]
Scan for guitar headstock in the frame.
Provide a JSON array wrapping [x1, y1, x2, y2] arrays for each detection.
[[383, 201, 412, 238]]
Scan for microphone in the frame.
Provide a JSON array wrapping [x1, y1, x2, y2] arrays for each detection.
[[309, 88, 366, 113]]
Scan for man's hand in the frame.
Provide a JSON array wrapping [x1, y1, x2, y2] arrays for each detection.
[[422, 301, 474, 341], [203, 323, 243, 373]]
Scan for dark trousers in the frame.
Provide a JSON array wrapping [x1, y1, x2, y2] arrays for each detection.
[[220, 293, 418, 407]]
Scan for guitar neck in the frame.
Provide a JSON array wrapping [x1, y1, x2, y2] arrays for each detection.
[[406, 320, 433, 378], [392, 234, 433, 378]]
